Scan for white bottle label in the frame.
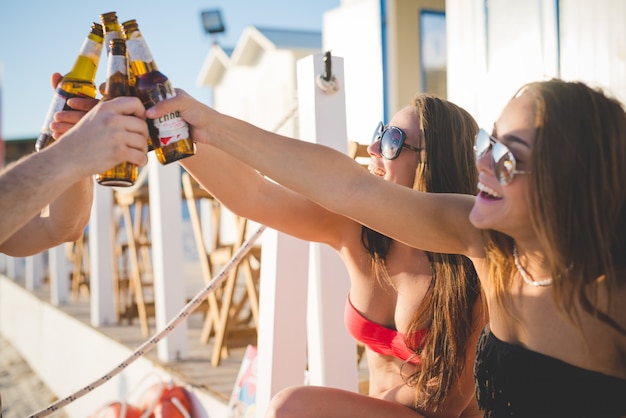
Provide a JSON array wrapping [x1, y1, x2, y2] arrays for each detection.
[[108, 55, 127, 75], [154, 111, 190, 147], [80, 37, 103, 62], [126, 33, 154, 63], [40, 92, 68, 134]]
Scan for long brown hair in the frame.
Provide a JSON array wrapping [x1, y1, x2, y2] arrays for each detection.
[[361, 94, 482, 409], [483, 79, 626, 335]]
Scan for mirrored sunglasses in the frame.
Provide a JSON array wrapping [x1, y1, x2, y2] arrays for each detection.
[[475, 128, 530, 185], [371, 121, 422, 160]]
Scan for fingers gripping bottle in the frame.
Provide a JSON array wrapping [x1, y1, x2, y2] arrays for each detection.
[[35, 23, 104, 152], [95, 38, 138, 187], [122, 19, 195, 164]]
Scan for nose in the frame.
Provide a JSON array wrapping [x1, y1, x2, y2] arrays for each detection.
[[475, 145, 493, 175], [367, 139, 382, 158]]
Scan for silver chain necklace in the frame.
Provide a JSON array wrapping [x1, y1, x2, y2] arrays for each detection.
[[513, 245, 553, 287]]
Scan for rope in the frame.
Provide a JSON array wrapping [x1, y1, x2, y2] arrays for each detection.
[[28, 225, 266, 418]]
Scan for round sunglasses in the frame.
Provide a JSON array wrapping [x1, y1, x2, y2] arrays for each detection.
[[371, 121, 422, 160], [475, 128, 531, 185]]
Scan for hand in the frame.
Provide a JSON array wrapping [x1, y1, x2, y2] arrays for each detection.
[[51, 96, 150, 178], [49, 72, 99, 139], [144, 88, 215, 145]]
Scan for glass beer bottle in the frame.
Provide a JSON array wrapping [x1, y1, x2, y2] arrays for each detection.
[[100, 11, 122, 54], [122, 19, 195, 164], [35, 23, 104, 152], [95, 38, 138, 187]]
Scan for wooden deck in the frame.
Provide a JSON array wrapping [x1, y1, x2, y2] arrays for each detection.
[[28, 260, 253, 406]]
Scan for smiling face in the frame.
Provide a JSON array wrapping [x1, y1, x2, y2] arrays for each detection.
[[367, 106, 424, 188], [469, 90, 537, 240]]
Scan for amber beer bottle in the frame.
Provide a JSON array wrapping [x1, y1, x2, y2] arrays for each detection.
[[122, 19, 195, 164], [95, 38, 138, 187], [35, 23, 104, 152], [100, 11, 122, 53]]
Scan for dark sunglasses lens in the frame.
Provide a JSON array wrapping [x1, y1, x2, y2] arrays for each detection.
[[492, 141, 515, 185], [475, 129, 491, 159], [381, 128, 404, 159]]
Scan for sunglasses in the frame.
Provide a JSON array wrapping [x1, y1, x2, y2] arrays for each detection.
[[475, 128, 530, 185], [372, 121, 422, 160]]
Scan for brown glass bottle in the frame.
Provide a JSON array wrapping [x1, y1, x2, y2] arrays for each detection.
[[122, 19, 195, 164], [95, 38, 138, 187], [35, 23, 104, 152], [100, 11, 122, 53]]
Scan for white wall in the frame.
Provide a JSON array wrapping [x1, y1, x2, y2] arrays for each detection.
[[447, 0, 625, 127], [323, 0, 384, 144], [0, 275, 226, 418], [559, 0, 626, 103]]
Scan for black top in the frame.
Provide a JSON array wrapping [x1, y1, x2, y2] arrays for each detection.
[[474, 325, 626, 417]]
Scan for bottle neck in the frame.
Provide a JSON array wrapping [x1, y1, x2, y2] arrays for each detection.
[[126, 33, 158, 77], [65, 32, 103, 82]]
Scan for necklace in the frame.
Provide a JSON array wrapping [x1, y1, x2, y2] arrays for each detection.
[[513, 245, 553, 287]]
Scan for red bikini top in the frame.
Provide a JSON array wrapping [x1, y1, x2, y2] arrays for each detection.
[[344, 295, 427, 364]]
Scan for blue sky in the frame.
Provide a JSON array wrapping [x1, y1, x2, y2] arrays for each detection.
[[0, 0, 340, 140]]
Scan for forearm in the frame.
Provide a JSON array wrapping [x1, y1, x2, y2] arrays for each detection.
[[0, 146, 83, 251], [46, 176, 93, 241], [209, 112, 367, 215], [180, 142, 268, 221]]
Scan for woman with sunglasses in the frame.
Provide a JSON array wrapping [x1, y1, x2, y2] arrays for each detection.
[[166, 94, 484, 417], [147, 79, 626, 417]]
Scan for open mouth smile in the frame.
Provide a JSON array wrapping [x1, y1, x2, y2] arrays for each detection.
[[477, 182, 502, 199]]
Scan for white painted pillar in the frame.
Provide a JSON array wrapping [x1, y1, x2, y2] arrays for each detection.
[[147, 154, 188, 361], [89, 185, 116, 326], [255, 229, 309, 417], [297, 53, 357, 391], [25, 253, 45, 290], [5, 256, 23, 281], [49, 244, 68, 305]]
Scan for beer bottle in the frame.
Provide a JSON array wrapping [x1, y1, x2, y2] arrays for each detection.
[[100, 11, 122, 54], [35, 23, 104, 152], [95, 38, 138, 187], [122, 19, 195, 164]]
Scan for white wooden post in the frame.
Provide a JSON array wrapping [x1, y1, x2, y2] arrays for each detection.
[[49, 244, 68, 305], [255, 230, 310, 417], [89, 185, 116, 326], [25, 253, 45, 290], [297, 53, 357, 391], [147, 154, 188, 361], [5, 256, 23, 281]]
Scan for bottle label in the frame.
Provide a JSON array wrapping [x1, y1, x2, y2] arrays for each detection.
[[104, 32, 120, 54], [80, 37, 104, 62], [126, 33, 154, 63], [108, 55, 128, 75], [154, 111, 190, 147], [39, 92, 68, 134]]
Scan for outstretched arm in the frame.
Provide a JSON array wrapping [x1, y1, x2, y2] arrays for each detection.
[[180, 138, 355, 249], [147, 90, 483, 257], [0, 80, 148, 256]]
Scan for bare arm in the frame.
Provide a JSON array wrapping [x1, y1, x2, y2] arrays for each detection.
[[180, 141, 355, 250], [147, 90, 483, 257], [0, 95, 149, 256]]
